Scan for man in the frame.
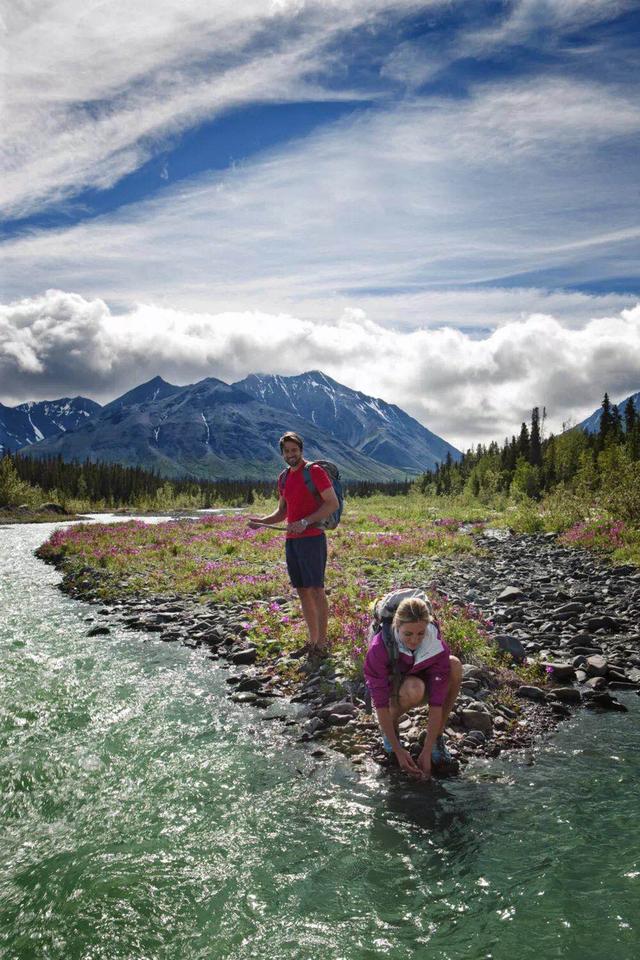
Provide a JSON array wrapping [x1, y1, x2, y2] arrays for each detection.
[[247, 431, 339, 659]]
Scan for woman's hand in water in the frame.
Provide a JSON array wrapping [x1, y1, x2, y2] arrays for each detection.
[[396, 749, 423, 778], [417, 751, 432, 780]]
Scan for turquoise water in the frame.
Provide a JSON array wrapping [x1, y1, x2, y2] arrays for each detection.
[[1, 521, 638, 960]]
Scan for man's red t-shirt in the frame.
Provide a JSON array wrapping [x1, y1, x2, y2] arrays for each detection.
[[280, 462, 332, 539]]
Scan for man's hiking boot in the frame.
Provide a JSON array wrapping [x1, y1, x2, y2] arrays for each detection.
[[301, 647, 330, 674], [431, 734, 459, 775]]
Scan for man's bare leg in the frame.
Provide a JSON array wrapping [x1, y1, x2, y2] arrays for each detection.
[[296, 587, 320, 647], [311, 586, 329, 648]]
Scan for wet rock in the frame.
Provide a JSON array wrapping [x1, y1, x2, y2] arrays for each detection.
[[549, 687, 582, 704], [87, 625, 110, 636], [303, 717, 324, 735], [461, 709, 493, 734], [231, 691, 258, 705], [326, 713, 354, 727], [584, 692, 628, 712], [462, 730, 487, 747], [586, 655, 608, 677], [230, 645, 258, 666], [585, 676, 607, 691]]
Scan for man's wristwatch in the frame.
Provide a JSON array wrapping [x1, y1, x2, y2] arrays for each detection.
[[300, 518, 309, 529]]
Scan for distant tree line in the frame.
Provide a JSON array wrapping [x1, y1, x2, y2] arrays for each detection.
[[2, 453, 412, 508], [420, 394, 640, 502]]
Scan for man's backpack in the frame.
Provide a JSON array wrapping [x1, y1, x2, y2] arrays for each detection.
[[364, 587, 433, 711], [278, 460, 344, 530]]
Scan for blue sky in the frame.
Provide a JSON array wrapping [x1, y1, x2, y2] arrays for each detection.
[[1, 0, 639, 447]]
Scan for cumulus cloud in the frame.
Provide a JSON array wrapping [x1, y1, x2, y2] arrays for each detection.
[[1, 290, 639, 449]]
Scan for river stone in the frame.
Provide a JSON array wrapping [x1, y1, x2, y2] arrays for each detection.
[[327, 713, 354, 727], [230, 645, 258, 666], [549, 687, 582, 704], [461, 710, 493, 733], [498, 586, 525, 602], [237, 676, 262, 693], [585, 676, 607, 690], [586, 615, 621, 633], [462, 729, 487, 746], [462, 664, 486, 680], [517, 685, 547, 702], [584, 692, 628, 713], [231, 691, 257, 704], [87, 625, 110, 636], [303, 717, 324, 735], [494, 634, 527, 663], [586, 655, 608, 677], [543, 662, 575, 681], [553, 601, 586, 616]]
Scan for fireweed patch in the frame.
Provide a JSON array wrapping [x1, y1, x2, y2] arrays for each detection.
[[36, 507, 504, 683]]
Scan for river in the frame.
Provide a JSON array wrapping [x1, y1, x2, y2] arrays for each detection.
[[1, 520, 638, 960]]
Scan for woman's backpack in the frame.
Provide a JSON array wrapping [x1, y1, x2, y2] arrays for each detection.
[[364, 587, 433, 711]]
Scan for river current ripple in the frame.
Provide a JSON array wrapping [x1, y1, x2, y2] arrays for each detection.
[[1, 520, 638, 960]]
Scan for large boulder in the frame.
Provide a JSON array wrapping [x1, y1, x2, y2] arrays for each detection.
[[495, 634, 527, 663], [517, 685, 547, 702]]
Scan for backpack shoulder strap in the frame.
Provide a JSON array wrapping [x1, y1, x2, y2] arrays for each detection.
[[302, 463, 320, 497], [277, 467, 290, 496]]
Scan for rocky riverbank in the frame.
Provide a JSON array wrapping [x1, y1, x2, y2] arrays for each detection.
[[38, 525, 639, 777]]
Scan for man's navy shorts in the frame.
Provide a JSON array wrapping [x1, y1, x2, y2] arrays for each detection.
[[285, 534, 327, 588]]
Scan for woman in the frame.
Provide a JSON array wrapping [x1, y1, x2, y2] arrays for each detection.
[[364, 595, 462, 779]]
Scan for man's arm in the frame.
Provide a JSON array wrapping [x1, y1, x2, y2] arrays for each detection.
[[287, 486, 339, 534], [247, 496, 287, 528]]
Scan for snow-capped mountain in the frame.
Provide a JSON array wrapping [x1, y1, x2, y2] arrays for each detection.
[[577, 391, 640, 433], [234, 371, 460, 471], [17, 376, 408, 481], [0, 396, 102, 454]]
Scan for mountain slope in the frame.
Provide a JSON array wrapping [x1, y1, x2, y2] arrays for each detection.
[[234, 371, 460, 471], [19, 376, 406, 481], [0, 397, 102, 454], [577, 391, 640, 433]]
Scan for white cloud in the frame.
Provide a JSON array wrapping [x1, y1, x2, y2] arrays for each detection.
[[1, 290, 639, 449], [2, 75, 639, 326], [1, 0, 430, 218]]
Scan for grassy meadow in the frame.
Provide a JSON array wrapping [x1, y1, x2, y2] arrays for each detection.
[[36, 483, 640, 696]]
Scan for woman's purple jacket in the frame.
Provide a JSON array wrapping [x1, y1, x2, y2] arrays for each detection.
[[364, 622, 451, 710]]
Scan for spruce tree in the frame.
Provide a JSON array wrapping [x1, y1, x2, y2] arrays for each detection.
[[599, 392, 613, 444], [518, 422, 530, 460], [624, 396, 636, 434], [529, 407, 542, 467]]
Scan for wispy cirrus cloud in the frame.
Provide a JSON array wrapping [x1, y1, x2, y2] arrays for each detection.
[[2, 74, 639, 323], [1, 290, 639, 448], [1, 0, 431, 219]]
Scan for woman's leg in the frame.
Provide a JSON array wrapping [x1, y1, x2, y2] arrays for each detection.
[[389, 676, 426, 727], [437, 656, 462, 735]]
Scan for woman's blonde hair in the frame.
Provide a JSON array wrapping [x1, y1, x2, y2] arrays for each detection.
[[392, 596, 433, 631]]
